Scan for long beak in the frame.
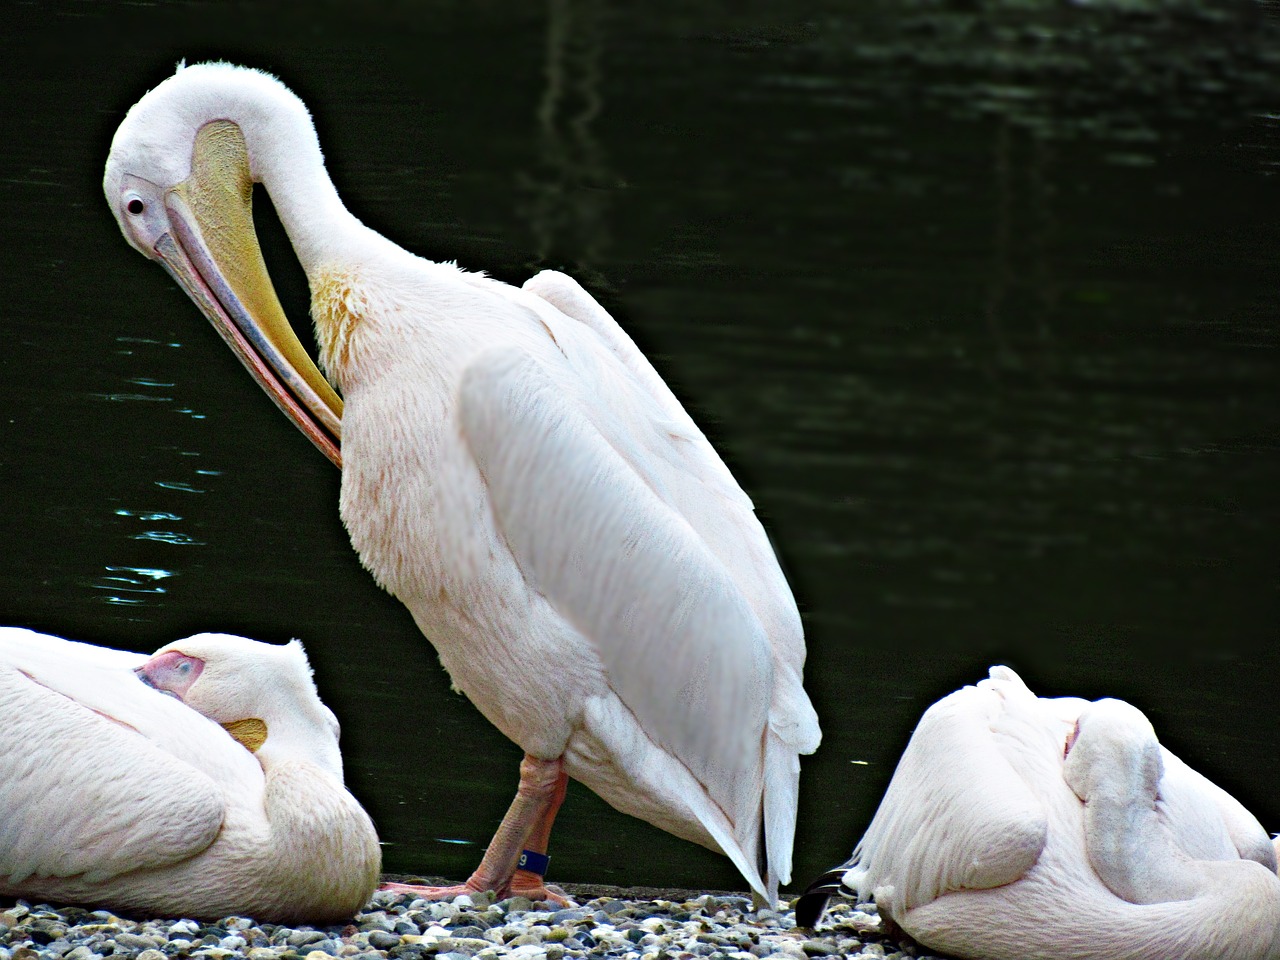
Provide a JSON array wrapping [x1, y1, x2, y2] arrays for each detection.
[[150, 120, 343, 468]]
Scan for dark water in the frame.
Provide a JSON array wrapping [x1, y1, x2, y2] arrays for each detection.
[[1, 0, 1277, 893]]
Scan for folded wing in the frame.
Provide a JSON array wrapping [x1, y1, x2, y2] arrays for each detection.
[[0, 632, 226, 886]]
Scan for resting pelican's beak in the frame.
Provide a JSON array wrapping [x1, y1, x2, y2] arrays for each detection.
[[142, 120, 343, 468]]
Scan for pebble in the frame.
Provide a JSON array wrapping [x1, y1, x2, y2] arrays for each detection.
[[0, 890, 937, 960]]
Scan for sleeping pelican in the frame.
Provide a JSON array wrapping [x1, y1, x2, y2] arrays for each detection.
[[797, 667, 1280, 960], [0, 627, 379, 922], [102, 62, 820, 906]]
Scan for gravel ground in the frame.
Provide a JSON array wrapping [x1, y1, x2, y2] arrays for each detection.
[[0, 883, 940, 960]]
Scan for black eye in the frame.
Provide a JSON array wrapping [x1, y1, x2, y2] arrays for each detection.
[[127, 197, 145, 215]]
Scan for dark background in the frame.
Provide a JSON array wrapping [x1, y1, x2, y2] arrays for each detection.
[[1, 0, 1277, 893]]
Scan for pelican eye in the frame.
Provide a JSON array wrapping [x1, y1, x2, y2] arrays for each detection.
[[126, 197, 145, 215]]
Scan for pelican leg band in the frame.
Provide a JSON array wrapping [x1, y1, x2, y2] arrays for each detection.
[[518, 850, 550, 877]]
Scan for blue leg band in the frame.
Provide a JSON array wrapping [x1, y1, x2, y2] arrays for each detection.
[[518, 849, 550, 877]]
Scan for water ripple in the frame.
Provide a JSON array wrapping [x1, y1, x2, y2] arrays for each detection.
[[154, 480, 205, 494], [91, 393, 172, 403], [114, 509, 182, 521], [114, 336, 181, 347], [132, 531, 203, 546], [90, 565, 175, 607]]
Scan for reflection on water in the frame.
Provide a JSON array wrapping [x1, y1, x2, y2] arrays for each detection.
[[131, 530, 203, 545], [522, 0, 615, 284], [91, 566, 174, 606], [114, 510, 182, 521], [1, 0, 1277, 893]]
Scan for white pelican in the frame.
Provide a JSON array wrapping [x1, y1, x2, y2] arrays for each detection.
[[797, 667, 1280, 960], [102, 62, 820, 906], [0, 627, 380, 923]]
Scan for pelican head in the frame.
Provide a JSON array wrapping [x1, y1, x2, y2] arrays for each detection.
[[138, 632, 344, 778], [1063, 697, 1163, 806], [103, 61, 343, 466]]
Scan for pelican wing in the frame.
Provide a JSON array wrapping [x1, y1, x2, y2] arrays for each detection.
[[1212, 784, 1279, 870], [497, 277, 820, 894], [459, 345, 775, 838], [0, 655, 225, 884], [516, 273, 817, 717], [0, 626, 144, 672], [845, 678, 1048, 921], [513, 271, 756, 530], [1158, 748, 1278, 870], [520, 270, 743, 491]]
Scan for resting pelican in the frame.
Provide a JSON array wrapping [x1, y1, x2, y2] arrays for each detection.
[[797, 667, 1280, 960], [0, 627, 380, 923], [102, 62, 820, 906]]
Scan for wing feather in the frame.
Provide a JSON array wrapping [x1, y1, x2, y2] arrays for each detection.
[[844, 673, 1049, 922], [521, 270, 733, 464], [518, 272, 819, 750], [1158, 748, 1277, 870], [459, 346, 773, 833], [467, 276, 821, 898], [0, 634, 226, 885]]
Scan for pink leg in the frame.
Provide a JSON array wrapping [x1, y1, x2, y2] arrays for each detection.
[[382, 754, 571, 905]]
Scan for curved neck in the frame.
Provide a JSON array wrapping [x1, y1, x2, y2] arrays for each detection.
[[259, 760, 381, 922], [1084, 795, 1203, 904], [254, 723, 343, 780], [242, 106, 372, 277]]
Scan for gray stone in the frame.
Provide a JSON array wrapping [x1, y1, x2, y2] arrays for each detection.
[[114, 932, 161, 950], [800, 940, 838, 957], [365, 930, 401, 950]]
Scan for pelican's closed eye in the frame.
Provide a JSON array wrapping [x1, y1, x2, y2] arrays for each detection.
[[135, 649, 205, 699]]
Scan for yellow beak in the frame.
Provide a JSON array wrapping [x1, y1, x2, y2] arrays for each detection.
[[151, 120, 343, 468]]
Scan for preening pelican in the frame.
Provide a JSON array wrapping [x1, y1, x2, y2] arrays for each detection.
[[0, 627, 380, 923], [103, 62, 820, 906], [797, 667, 1280, 960]]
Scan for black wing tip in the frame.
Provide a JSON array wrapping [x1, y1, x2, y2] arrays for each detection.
[[794, 890, 832, 929], [793, 867, 850, 928]]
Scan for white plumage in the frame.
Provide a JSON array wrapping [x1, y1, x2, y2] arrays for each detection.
[[0, 627, 380, 922], [798, 667, 1280, 960], [103, 62, 820, 905]]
